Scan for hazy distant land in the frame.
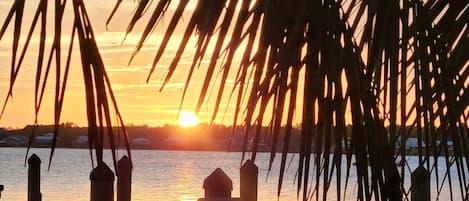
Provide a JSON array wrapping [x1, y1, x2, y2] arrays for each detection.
[[0, 123, 301, 152], [0, 123, 452, 154]]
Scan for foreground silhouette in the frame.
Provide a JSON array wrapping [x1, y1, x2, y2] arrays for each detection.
[[1, 0, 467, 200]]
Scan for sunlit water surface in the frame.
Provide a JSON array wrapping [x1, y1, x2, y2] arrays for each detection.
[[0, 148, 462, 201]]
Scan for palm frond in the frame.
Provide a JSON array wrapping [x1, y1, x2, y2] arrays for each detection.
[[1, 0, 467, 200], [120, 0, 467, 200], [72, 0, 131, 167], [1, 0, 132, 169]]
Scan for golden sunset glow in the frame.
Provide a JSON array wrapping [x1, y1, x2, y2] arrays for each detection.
[[178, 111, 200, 127]]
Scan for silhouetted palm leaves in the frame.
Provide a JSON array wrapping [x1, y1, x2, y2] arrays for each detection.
[[115, 0, 467, 200], [0, 0, 131, 169], [1, 0, 467, 200]]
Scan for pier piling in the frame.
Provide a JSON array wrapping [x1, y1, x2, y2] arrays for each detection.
[[411, 165, 430, 201], [28, 154, 41, 201], [90, 162, 114, 201], [117, 156, 132, 201], [240, 160, 258, 201]]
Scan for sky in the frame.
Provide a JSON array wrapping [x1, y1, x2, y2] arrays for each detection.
[[0, 0, 437, 129], [0, 0, 246, 128]]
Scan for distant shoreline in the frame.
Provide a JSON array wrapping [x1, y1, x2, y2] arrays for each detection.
[[0, 145, 290, 153], [1, 145, 443, 156], [1, 124, 455, 156]]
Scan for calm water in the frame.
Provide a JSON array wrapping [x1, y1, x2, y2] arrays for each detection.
[[0, 148, 463, 201]]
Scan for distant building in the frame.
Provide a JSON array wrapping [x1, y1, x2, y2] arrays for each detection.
[[34, 133, 56, 144], [131, 137, 151, 145], [0, 135, 27, 146], [163, 137, 185, 145], [405, 138, 424, 148], [72, 136, 88, 146], [395, 138, 454, 155]]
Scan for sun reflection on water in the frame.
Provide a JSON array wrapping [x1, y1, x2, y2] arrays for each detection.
[[179, 197, 197, 201]]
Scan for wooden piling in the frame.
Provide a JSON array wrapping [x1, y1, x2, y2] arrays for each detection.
[[28, 154, 41, 201], [198, 168, 244, 201], [117, 156, 132, 201], [411, 165, 430, 201], [240, 160, 258, 201], [203, 168, 233, 198], [0, 184, 3, 198], [90, 162, 114, 201]]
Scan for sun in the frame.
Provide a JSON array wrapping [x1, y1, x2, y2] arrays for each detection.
[[178, 111, 200, 127]]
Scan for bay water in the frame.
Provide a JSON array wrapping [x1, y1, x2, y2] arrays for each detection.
[[0, 147, 462, 201]]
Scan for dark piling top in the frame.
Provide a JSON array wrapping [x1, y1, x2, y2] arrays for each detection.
[[203, 168, 233, 198]]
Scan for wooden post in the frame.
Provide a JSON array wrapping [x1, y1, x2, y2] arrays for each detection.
[[28, 154, 41, 201], [240, 160, 258, 201], [411, 165, 430, 201], [90, 162, 114, 201], [203, 168, 233, 198], [117, 156, 132, 201]]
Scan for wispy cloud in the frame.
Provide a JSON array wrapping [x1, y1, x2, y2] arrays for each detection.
[[106, 65, 150, 73], [111, 82, 184, 91]]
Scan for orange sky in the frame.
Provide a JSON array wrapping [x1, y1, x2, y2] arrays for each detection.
[[0, 0, 284, 128], [0, 0, 212, 127], [0, 0, 429, 128]]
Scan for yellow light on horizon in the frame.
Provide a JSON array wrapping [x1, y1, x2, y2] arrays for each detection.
[[178, 111, 200, 127]]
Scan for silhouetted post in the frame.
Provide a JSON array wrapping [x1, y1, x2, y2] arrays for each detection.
[[411, 165, 430, 201], [204, 168, 233, 198], [90, 162, 114, 201], [240, 160, 258, 201], [28, 154, 41, 201], [0, 184, 4, 198], [117, 156, 132, 201]]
